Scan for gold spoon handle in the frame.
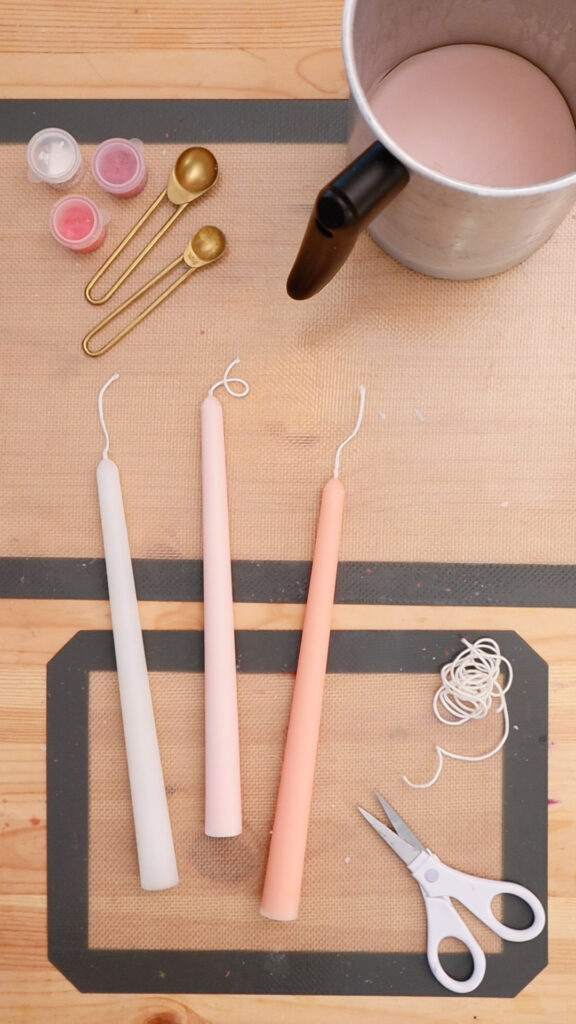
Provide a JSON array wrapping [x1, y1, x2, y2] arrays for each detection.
[[82, 256, 197, 358], [84, 190, 189, 306]]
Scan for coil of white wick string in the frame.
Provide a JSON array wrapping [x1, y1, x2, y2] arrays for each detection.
[[403, 636, 513, 789], [209, 357, 250, 399]]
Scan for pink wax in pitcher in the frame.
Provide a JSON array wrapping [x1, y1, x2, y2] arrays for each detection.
[[369, 44, 576, 187]]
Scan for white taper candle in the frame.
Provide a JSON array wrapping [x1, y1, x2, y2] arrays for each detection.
[[96, 374, 178, 890]]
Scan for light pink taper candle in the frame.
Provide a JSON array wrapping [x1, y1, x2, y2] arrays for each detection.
[[201, 359, 250, 837], [261, 386, 366, 921]]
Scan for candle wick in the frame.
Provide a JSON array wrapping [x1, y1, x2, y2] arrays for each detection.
[[98, 373, 120, 459], [209, 357, 250, 399], [333, 385, 366, 478]]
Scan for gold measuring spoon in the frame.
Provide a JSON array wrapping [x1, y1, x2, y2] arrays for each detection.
[[82, 226, 226, 358], [85, 147, 219, 306]]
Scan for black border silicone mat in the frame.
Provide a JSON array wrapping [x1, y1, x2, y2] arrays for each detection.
[[46, 626, 547, 997], [4, 556, 576, 605], [1, 99, 550, 996], [0, 99, 349, 144]]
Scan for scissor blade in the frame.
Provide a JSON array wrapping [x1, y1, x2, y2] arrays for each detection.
[[374, 792, 426, 853], [358, 806, 420, 865]]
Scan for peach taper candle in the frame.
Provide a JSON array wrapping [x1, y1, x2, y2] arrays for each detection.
[[260, 385, 366, 921]]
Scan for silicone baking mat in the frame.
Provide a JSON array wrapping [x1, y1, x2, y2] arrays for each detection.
[[47, 627, 547, 997], [2, 102, 576, 568], [0, 99, 555, 996]]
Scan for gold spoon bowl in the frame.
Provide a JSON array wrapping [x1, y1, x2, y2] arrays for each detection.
[[85, 147, 220, 305], [82, 226, 227, 358]]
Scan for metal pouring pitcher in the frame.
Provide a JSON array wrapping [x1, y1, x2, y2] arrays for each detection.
[[287, 0, 576, 300]]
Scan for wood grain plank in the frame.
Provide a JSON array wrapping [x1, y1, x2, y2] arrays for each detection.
[[0, 1, 346, 98], [5, 597, 576, 635]]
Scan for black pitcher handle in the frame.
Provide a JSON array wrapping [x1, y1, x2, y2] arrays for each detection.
[[286, 142, 409, 300]]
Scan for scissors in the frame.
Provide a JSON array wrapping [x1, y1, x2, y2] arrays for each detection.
[[358, 792, 546, 994]]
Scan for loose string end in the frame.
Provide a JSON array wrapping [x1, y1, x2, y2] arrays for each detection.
[[403, 747, 444, 789], [209, 357, 250, 399], [333, 384, 366, 478], [97, 373, 120, 459]]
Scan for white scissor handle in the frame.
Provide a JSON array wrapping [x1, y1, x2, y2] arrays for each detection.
[[422, 893, 487, 994], [412, 852, 546, 943]]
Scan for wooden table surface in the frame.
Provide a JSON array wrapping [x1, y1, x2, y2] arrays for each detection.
[[1, 3, 575, 1023]]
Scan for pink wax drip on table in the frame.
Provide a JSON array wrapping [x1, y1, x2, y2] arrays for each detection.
[[368, 44, 576, 187]]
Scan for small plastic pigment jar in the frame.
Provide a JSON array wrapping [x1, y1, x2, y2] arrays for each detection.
[[49, 195, 108, 253], [91, 138, 147, 197], [27, 127, 84, 190]]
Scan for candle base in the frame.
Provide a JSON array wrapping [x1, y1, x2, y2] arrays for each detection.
[[204, 825, 242, 839], [260, 904, 299, 922], [140, 868, 180, 892]]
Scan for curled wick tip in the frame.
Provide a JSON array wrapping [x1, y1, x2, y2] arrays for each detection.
[[98, 373, 120, 459], [333, 385, 366, 478], [209, 357, 250, 399]]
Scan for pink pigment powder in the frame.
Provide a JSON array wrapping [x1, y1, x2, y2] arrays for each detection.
[[99, 146, 138, 185], [368, 44, 576, 187], [49, 195, 107, 252], [58, 200, 95, 240], [91, 138, 147, 197]]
